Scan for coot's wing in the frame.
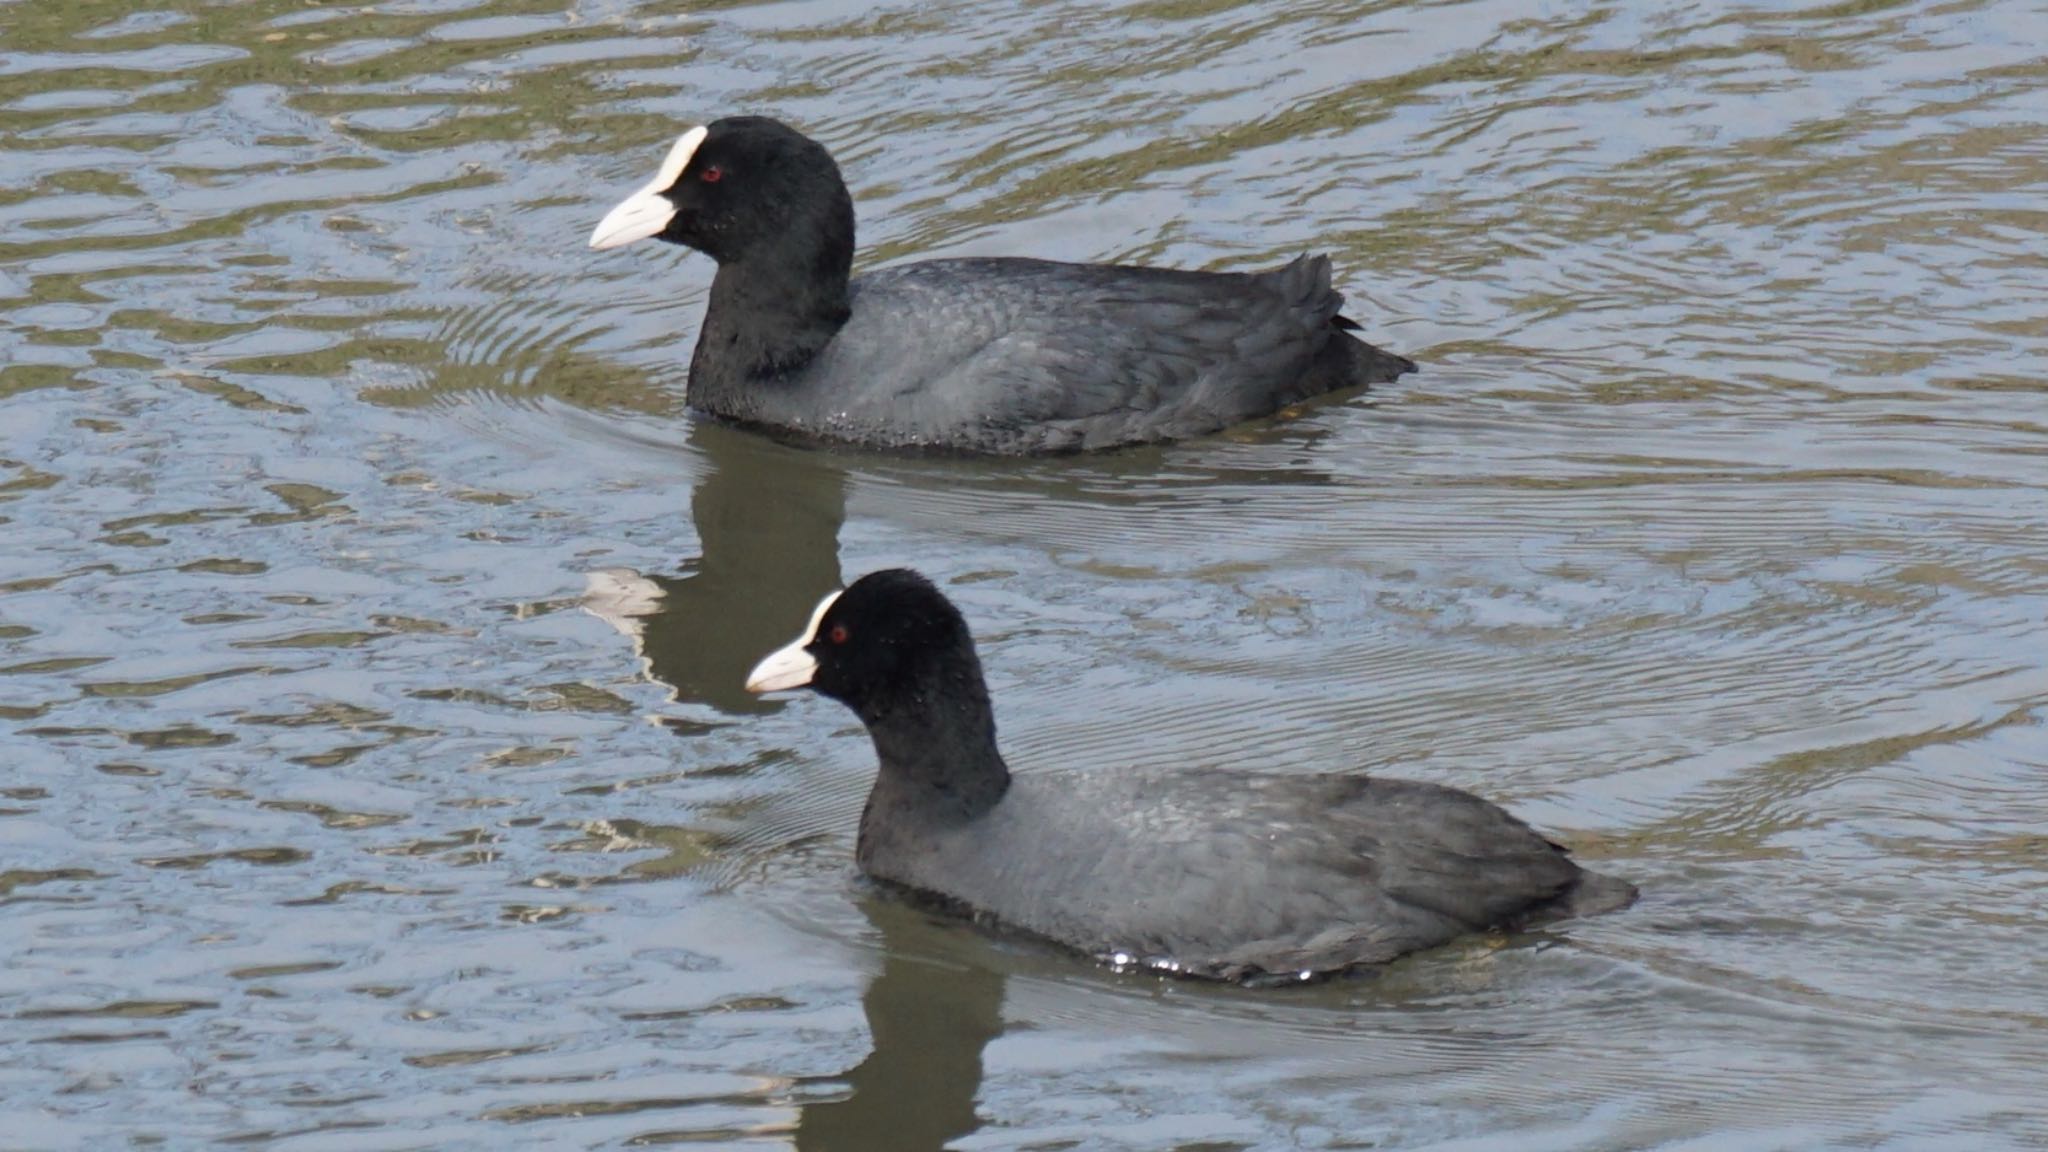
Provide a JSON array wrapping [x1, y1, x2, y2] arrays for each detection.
[[1335, 777, 1586, 931], [826, 256, 1343, 451], [1169, 775, 1586, 972]]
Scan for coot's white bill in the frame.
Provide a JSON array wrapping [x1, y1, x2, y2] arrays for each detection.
[[744, 590, 841, 693], [589, 125, 707, 250]]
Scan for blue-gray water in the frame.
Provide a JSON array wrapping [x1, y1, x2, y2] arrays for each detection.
[[3, 1, 2046, 1148]]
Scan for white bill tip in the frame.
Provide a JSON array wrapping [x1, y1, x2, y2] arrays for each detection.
[[744, 590, 842, 694], [588, 125, 709, 251]]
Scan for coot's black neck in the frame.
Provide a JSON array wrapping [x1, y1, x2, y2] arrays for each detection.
[[859, 659, 1011, 828], [687, 199, 855, 416]]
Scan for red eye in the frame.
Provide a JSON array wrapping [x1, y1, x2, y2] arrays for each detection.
[[827, 624, 849, 645], [701, 165, 723, 183]]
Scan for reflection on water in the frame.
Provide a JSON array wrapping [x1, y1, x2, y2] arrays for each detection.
[[793, 897, 1006, 1152], [644, 432, 845, 718], [588, 421, 848, 717], [5, 0, 2048, 1147]]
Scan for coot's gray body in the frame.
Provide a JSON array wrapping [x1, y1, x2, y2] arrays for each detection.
[[859, 762, 1635, 981]]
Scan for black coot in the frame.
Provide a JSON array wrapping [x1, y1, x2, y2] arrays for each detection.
[[745, 569, 1636, 983], [591, 117, 1416, 454]]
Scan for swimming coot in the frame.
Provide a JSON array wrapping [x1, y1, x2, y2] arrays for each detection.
[[590, 117, 1416, 454], [745, 569, 1636, 983]]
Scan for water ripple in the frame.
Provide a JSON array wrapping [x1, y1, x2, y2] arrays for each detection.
[[4, 0, 2048, 1147]]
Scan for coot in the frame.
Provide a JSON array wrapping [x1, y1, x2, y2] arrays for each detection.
[[591, 117, 1416, 454], [745, 569, 1635, 983]]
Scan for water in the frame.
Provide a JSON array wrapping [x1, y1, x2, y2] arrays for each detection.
[[3, 0, 2046, 1147]]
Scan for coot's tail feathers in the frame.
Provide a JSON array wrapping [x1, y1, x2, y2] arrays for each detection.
[[1262, 253, 1345, 329], [1556, 867, 1639, 920], [1267, 252, 1416, 387]]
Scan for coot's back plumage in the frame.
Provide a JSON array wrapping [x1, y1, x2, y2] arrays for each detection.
[[590, 117, 1416, 454], [745, 570, 1636, 983]]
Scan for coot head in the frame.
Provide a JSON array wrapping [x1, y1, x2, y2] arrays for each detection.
[[744, 569, 979, 720], [589, 116, 854, 266]]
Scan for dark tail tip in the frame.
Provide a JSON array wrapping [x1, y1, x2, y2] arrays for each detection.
[[1335, 332, 1416, 385], [1561, 868, 1638, 920]]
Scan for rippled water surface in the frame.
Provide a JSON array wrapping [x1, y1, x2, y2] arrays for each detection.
[[5, 0, 2047, 1147]]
